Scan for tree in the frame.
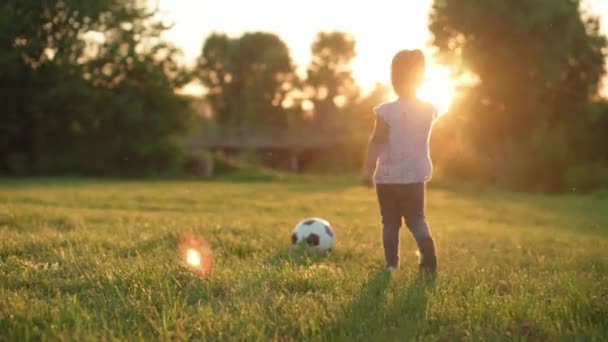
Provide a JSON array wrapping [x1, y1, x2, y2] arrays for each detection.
[[197, 32, 296, 130], [429, 0, 607, 190], [0, 0, 192, 175], [305, 31, 358, 130], [430, 0, 606, 151], [197, 33, 233, 127]]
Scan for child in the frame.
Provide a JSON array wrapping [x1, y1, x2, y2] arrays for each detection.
[[362, 49, 438, 274]]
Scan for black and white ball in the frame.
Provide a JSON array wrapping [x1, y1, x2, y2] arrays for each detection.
[[291, 218, 335, 252]]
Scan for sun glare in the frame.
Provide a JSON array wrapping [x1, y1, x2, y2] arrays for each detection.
[[157, 0, 463, 113], [417, 66, 455, 116]]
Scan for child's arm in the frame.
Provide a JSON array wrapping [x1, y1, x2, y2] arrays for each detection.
[[362, 115, 388, 185]]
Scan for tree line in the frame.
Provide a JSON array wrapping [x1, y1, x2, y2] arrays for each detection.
[[0, 0, 377, 176], [197, 30, 369, 132], [429, 0, 608, 192], [1, 0, 607, 192]]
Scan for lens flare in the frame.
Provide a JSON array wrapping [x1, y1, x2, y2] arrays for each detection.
[[186, 248, 201, 267], [178, 234, 213, 277]]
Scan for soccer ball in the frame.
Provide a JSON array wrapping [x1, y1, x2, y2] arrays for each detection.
[[291, 218, 335, 252]]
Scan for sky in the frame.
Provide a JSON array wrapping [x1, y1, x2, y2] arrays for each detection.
[[152, 0, 608, 99], [154, 0, 434, 87]]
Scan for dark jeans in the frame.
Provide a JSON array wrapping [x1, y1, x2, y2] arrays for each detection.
[[376, 182, 432, 267]]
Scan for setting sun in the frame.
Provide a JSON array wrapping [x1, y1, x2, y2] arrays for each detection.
[[417, 66, 455, 116], [156, 0, 607, 102], [155, 0, 460, 114]]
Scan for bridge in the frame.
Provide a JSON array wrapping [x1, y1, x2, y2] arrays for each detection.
[[184, 126, 354, 173]]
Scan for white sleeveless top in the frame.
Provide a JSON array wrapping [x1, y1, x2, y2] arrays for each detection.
[[374, 99, 438, 184]]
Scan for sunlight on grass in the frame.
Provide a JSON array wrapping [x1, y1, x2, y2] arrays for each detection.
[[0, 178, 606, 340]]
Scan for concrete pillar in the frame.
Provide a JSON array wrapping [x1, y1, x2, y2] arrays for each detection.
[[204, 151, 214, 177], [290, 151, 299, 172]]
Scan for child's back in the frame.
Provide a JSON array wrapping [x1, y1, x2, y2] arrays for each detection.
[[374, 99, 437, 185], [363, 49, 438, 274]]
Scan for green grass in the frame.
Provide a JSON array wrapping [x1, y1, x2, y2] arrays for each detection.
[[0, 177, 607, 341]]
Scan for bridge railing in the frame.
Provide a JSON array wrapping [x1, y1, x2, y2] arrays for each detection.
[[185, 125, 354, 150]]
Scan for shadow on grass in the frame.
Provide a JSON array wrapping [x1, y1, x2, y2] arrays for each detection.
[[324, 271, 435, 341], [381, 275, 436, 340], [326, 270, 392, 340]]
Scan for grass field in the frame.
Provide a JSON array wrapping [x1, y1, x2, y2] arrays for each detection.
[[1, 177, 607, 341]]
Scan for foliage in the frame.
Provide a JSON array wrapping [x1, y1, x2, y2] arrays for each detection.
[[429, 0, 608, 191], [295, 83, 389, 173], [0, 0, 192, 175], [197, 32, 296, 129], [1, 178, 607, 339], [305, 31, 359, 130], [564, 162, 608, 192]]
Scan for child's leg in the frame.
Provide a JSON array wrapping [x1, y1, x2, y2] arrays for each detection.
[[403, 183, 437, 273], [403, 183, 431, 240], [376, 184, 402, 268]]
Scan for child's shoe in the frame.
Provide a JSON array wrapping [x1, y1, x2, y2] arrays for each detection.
[[385, 265, 398, 273], [418, 237, 437, 274]]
